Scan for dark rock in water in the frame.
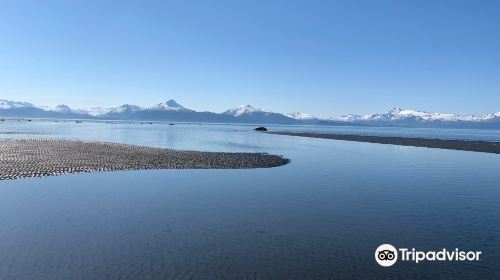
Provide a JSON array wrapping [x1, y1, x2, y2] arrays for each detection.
[[254, 127, 267, 131], [169, 123, 175, 125]]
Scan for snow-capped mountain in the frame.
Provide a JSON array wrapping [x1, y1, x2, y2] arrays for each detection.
[[0, 99, 34, 109], [150, 100, 193, 112], [481, 112, 500, 121], [109, 104, 142, 113], [48, 104, 109, 117], [78, 107, 112, 117], [224, 105, 297, 124], [0, 100, 92, 119], [223, 105, 269, 117], [50, 105, 96, 118], [324, 108, 500, 128], [108, 104, 142, 114], [361, 108, 461, 122], [80, 104, 144, 117], [98, 104, 143, 119], [331, 108, 472, 122], [51, 104, 74, 113], [285, 112, 316, 120], [330, 114, 363, 122], [0, 98, 498, 127]]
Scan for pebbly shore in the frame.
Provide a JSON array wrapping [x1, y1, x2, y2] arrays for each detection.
[[265, 131, 500, 154], [0, 139, 289, 180]]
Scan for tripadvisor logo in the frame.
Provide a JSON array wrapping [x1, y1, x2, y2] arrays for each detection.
[[375, 244, 398, 267], [375, 244, 482, 267]]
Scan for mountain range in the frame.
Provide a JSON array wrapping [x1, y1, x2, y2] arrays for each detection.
[[322, 108, 500, 129], [0, 99, 499, 128]]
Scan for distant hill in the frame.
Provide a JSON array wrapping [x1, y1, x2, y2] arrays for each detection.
[[0, 98, 499, 128], [326, 107, 500, 128], [0, 100, 93, 119], [223, 105, 298, 124]]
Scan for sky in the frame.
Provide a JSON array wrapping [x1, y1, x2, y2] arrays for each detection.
[[0, 0, 499, 118]]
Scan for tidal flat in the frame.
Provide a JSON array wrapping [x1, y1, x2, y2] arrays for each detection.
[[266, 131, 500, 154], [0, 139, 289, 180]]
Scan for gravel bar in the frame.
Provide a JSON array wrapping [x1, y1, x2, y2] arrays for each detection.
[[0, 131, 49, 135], [266, 131, 500, 154], [0, 139, 289, 180]]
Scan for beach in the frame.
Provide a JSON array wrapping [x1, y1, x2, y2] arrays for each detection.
[[266, 131, 500, 154], [0, 139, 289, 180]]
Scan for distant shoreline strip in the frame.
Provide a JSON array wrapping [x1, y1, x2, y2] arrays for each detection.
[[0, 131, 49, 135], [266, 131, 500, 154], [0, 139, 289, 180]]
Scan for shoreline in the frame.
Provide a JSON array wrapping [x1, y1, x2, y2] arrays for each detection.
[[0, 139, 289, 180], [266, 131, 500, 154]]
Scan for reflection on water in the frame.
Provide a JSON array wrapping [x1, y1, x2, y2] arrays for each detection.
[[0, 121, 499, 279]]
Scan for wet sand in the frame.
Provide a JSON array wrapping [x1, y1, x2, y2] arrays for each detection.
[[266, 131, 500, 154], [0, 139, 289, 180]]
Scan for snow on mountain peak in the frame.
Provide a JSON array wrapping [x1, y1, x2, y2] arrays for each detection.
[[224, 105, 268, 117], [330, 114, 363, 121], [77, 107, 111, 117], [78, 104, 143, 116], [389, 107, 403, 114], [0, 99, 34, 109], [0, 97, 498, 125], [109, 104, 142, 114], [151, 99, 191, 111], [393, 109, 460, 121], [355, 108, 460, 122], [285, 112, 316, 120], [481, 112, 500, 121], [328, 108, 500, 123]]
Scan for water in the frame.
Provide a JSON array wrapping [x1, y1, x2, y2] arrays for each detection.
[[0, 121, 499, 279]]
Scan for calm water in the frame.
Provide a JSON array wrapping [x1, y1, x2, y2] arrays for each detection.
[[0, 121, 499, 279]]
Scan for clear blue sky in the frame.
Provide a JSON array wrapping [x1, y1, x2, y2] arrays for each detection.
[[0, 0, 499, 117]]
